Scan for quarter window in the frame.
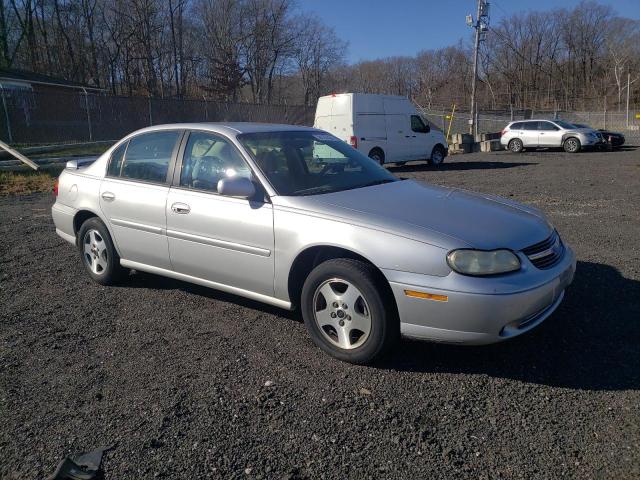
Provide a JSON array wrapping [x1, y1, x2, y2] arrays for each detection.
[[107, 142, 127, 177], [179, 132, 251, 192], [120, 131, 180, 183]]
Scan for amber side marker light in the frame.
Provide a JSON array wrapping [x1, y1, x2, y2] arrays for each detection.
[[404, 290, 448, 302]]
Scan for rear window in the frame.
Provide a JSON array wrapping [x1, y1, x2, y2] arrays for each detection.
[[510, 122, 523, 129], [119, 131, 181, 183]]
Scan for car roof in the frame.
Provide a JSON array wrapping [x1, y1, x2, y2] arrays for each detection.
[[127, 122, 320, 137]]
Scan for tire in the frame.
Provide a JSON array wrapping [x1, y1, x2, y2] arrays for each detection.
[[563, 137, 581, 153], [508, 138, 524, 153], [77, 217, 126, 285], [428, 144, 446, 166], [368, 148, 385, 165], [301, 258, 397, 364]]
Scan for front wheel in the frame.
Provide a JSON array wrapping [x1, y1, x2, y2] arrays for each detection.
[[301, 259, 397, 364], [368, 148, 385, 165], [77, 217, 126, 285], [563, 137, 581, 153], [428, 145, 446, 165]]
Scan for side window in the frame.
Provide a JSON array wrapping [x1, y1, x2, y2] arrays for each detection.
[[107, 142, 127, 177], [179, 131, 251, 192], [539, 122, 559, 131], [411, 115, 429, 133], [522, 122, 538, 130], [510, 122, 523, 130], [121, 131, 180, 183]]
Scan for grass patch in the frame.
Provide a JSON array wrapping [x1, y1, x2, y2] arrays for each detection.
[[0, 165, 64, 196]]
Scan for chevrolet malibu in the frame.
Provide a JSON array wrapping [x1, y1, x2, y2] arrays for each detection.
[[52, 123, 576, 363]]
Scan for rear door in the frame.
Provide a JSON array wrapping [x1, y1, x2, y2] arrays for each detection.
[[519, 121, 539, 147], [165, 130, 275, 296], [99, 130, 183, 270]]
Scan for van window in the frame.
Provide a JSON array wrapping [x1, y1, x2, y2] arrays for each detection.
[[411, 115, 430, 133]]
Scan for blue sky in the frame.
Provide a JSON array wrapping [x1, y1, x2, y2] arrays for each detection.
[[297, 0, 640, 63]]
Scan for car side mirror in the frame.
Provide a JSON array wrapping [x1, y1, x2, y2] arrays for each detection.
[[424, 124, 430, 133], [217, 176, 256, 199]]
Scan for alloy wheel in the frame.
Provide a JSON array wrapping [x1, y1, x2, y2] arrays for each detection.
[[83, 229, 108, 275], [313, 278, 372, 350]]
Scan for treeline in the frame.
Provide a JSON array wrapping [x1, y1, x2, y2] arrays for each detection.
[[1, 0, 638, 110], [0, 0, 346, 104]]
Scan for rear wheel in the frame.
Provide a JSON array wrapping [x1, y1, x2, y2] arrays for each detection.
[[301, 258, 397, 364], [368, 148, 385, 165], [77, 217, 126, 285], [428, 145, 446, 165], [508, 138, 524, 153], [563, 137, 581, 153]]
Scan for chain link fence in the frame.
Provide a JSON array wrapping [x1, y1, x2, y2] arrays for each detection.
[[418, 104, 640, 143], [0, 89, 316, 145]]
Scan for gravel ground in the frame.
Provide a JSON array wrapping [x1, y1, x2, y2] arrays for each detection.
[[1, 147, 639, 479]]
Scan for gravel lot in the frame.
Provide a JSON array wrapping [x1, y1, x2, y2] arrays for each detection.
[[1, 147, 639, 479]]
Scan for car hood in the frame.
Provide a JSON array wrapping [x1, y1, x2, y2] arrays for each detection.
[[276, 180, 553, 250]]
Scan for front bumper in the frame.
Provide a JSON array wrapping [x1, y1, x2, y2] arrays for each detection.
[[384, 245, 576, 345]]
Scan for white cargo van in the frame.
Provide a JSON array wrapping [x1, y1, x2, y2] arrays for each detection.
[[314, 93, 448, 166]]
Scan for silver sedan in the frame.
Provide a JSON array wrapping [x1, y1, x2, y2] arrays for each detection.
[[52, 123, 576, 363]]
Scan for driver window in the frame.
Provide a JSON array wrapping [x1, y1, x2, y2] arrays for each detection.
[[179, 132, 250, 192], [411, 115, 429, 133]]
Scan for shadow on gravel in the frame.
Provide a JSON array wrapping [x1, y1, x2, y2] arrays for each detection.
[[379, 261, 640, 392], [120, 271, 300, 322], [387, 161, 537, 173]]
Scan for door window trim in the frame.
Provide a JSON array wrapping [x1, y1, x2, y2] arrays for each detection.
[[104, 129, 186, 186], [171, 129, 270, 203]]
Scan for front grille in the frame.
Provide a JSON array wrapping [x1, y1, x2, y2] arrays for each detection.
[[522, 231, 564, 269]]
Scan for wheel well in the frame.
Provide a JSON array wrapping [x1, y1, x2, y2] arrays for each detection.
[[287, 246, 398, 315], [368, 147, 384, 160], [433, 143, 446, 152], [73, 210, 97, 236]]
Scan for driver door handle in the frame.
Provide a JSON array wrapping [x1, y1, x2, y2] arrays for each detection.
[[171, 202, 191, 214], [101, 191, 115, 201]]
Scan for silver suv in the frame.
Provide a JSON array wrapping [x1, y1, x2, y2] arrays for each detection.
[[500, 119, 600, 153]]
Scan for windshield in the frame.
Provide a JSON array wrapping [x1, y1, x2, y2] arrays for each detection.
[[554, 120, 578, 129], [237, 131, 397, 196]]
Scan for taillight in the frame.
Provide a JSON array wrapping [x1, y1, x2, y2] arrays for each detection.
[[349, 136, 358, 149], [53, 179, 59, 196], [500, 128, 507, 137]]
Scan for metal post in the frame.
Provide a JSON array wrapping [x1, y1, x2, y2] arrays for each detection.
[[468, 0, 482, 135], [203, 94, 208, 121], [626, 72, 631, 128], [0, 85, 12, 144], [604, 96, 607, 129], [82, 88, 93, 142]]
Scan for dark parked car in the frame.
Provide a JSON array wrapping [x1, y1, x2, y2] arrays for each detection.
[[573, 124, 625, 149]]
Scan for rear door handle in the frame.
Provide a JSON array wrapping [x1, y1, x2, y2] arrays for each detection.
[[101, 192, 115, 201], [171, 202, 191, 214]]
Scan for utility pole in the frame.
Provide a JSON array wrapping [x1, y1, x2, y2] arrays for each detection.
[[467, 0, 489, 137], [627, 71, 631, 128]]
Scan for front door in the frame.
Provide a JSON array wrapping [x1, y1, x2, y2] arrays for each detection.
[[99, 130, 183, 270], [410, 114, 435, 160], [165, 130, 275, 297], [537, 121, 563, 147]]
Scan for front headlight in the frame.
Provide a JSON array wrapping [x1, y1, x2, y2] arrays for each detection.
[[447, 249, 521, 276]]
